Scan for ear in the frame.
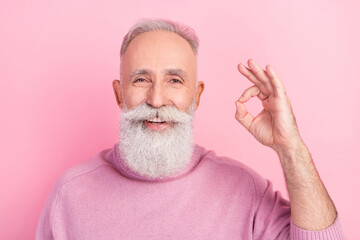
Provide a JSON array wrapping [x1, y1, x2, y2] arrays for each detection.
[[194, 81, 205, 110], [112, 79, 123, 109]]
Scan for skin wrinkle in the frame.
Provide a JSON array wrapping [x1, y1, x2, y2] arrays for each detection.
[[129, 68, 189, 85], [114, 30, 204, 112]]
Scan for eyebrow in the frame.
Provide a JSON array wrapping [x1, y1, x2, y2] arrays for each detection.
[[164, 68, 187, 78], [129, 68, 188, 80], [129, 69, 151, 80]]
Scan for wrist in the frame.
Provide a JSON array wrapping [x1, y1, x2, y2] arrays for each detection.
[[275, 140, 310, 166]]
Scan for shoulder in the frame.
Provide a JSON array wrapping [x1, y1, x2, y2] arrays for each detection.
[[50, 147, 116, 211], [36, 147, 115, 236], [198, 145, 269, 197], [53, 148, 114, 191]]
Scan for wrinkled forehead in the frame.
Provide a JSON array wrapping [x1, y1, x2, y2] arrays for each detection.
[[121, 31, 197, 77]]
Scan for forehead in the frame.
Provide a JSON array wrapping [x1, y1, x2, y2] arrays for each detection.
[[121, 31, 197, 74]]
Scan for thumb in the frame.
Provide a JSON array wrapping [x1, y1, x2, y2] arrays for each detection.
[[235, 101, 254, 131]]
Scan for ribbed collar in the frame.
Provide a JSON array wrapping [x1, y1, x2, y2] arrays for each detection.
[[108, 142, 206, 182]]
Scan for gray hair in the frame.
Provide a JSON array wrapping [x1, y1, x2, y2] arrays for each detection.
[[120, 19, 199, 57]]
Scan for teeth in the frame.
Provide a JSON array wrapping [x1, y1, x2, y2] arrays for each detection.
[[147, 118, 166, 123], [148, 121, 166, 124]]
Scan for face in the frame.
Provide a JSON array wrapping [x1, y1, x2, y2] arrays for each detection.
[[113, 30, 204, 131]]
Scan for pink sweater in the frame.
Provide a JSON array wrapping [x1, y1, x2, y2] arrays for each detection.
[[36, 143, 344, 239]]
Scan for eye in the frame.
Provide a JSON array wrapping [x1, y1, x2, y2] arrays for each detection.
[[170, 78, 182, 84], [134, 78, 146, 82], [132, 77, 151, 87]]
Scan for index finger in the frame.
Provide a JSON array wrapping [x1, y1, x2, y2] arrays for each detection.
[[237, 63, 272, 96]]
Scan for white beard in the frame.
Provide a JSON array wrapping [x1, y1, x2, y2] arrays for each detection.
[[117, 102, 195, 179]]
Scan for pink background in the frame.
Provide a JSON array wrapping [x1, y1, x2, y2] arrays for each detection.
[[1, 0, 359, 239]]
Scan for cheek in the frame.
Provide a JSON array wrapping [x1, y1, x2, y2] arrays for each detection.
[[168, 88, 195, 111], [123, 89, 147, 108]]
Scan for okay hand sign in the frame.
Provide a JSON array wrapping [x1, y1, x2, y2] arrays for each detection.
[[235, 59, 303, 155]]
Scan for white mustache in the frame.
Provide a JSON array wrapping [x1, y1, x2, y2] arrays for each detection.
[[122, 103, 193, 124]]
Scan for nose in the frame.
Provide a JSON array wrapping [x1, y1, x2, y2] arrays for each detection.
[[146, 81, 168, 108]]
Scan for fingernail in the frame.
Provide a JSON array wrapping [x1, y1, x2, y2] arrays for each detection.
[[250, 60, 256, 68]]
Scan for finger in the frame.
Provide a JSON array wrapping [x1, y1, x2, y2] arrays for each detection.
[[265, 65, 286, 97], [239, 85, 268, 102], [247, 59, 274, 92], [235, 101, 254, 131], [238, 63, 272, 96], [238, 63, 265, 88]]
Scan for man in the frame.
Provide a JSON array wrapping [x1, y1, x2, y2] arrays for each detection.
[[36, 19, 344, 239]]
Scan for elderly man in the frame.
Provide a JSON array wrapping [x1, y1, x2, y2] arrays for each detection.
[[36, 19, 344, 239]]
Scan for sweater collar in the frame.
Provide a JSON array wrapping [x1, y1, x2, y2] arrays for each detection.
[[109, 142, 206, 182]]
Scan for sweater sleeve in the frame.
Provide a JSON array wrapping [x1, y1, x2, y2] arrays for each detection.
[[252, 178, 345, 239], [290, 217, 344, 239], [35, 182, 58, 240]]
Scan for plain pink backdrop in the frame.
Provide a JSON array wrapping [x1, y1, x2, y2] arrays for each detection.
[[1, 0, 359, 239]]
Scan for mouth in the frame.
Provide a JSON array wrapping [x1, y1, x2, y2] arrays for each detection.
[[144, 119, 170, 130]]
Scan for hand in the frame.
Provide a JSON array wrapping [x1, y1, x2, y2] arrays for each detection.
[[235, 59, 303, 155]]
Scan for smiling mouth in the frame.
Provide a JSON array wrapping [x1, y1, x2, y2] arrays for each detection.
[[144, 119, 170, 130], [147, 120, 166, 124]]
